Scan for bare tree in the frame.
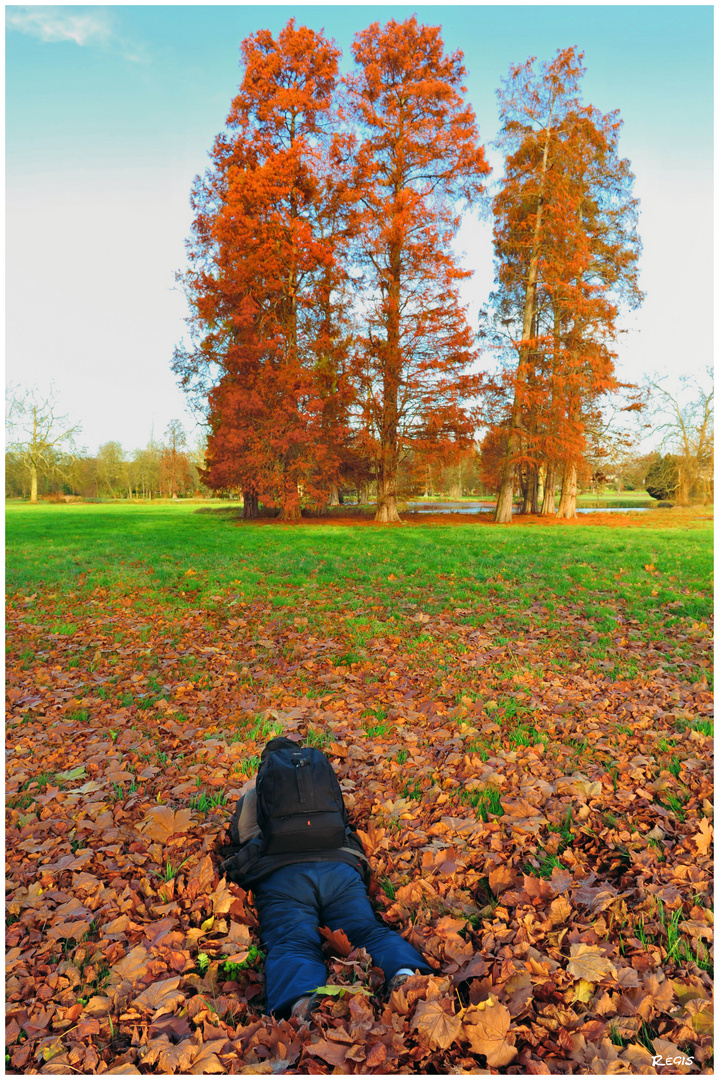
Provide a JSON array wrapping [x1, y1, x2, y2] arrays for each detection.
[[5, 385, 81, 503], [96, 441, 129, 499], [160, 420, 193, 498], [130, 440, 161, 500], [647, 374, 713, 505]]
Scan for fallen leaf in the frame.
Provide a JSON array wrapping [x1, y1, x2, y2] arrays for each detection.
[[110, 945, 149, 985], [463, 1000, 518, 1067], [319, 925, 353, 957], [488, 864, 517, 896], [138, 806, 193, 843], [694, 817, 713, 856], [412, 997, 462, 1050], [567, 944, 617, 984], [132, 977, 185, 1016]]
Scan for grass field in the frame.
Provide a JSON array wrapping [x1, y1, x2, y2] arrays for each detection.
[[5, 501, 712, 688], [5, 501, 714, 1073]]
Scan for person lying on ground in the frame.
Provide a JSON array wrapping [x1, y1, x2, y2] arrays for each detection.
[[219, 736, 432, 1021]]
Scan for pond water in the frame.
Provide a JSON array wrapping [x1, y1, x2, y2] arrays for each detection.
[[407, 502, 650, 515]]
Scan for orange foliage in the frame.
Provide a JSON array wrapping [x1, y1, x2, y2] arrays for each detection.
[[486, 48, 643, 519], [175, 22, 353, 519], [346, 18, 490, 521]]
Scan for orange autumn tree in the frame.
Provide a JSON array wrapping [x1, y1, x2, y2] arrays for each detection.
[[346, 17, 491, 523], [173, 21, 353, 520], [486, 47, 643, 522]]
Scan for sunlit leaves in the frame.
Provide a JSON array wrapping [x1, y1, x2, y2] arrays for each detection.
[[462, 999, 518, 1067], [4, 508, 713, 1073], [139, 806, 193, 843]]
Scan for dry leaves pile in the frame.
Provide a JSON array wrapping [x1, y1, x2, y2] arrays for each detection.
[[5, 585, 714, 1075]]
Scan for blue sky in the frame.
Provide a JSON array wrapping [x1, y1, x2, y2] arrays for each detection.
[[6, 5, 714, 454]]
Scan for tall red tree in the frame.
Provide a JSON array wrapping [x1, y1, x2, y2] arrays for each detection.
[[173, 21, 352, 520], [346, 17, 490, 522], [487, 47, 643, 522]]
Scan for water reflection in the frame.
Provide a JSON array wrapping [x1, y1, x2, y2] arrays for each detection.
[[407, 502, 650, 515]]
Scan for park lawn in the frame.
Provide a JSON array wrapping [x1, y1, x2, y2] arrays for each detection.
[[5, 501, 714, 1074]]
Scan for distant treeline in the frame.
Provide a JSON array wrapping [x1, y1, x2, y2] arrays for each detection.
[[5, 421, 204, 501]]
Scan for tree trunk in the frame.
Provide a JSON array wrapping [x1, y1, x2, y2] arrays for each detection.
[[448, 482, 461, 501], [375, 460, 401, 523], [556, 463, 578, 519], [529, 464, 540, 514], [242, 488, 259, 519], [519, 463, 530, 514], [328, 484, 340, 507], [279, 480, 302, 522], [375, 237, 402, 524], [494, 474, 515, 522], [541, 463, 557, 515], [30, 465, 38, 504], [279, 503, 302, 522]]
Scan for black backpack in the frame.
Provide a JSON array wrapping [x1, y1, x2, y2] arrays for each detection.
[[255, 744, 348, 855]]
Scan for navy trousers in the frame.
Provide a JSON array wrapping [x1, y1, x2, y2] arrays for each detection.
[[253, 860, 432, 1017]]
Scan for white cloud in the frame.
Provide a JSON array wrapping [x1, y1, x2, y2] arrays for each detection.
[[6, 6, 111, 47], [6, 6, 146, 62]]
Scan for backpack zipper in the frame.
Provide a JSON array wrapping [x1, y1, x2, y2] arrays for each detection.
[[295, 757, 309, 804]]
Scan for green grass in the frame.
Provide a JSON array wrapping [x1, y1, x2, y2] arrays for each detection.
[[461, 785, 503, 821], [151, 857, 189, 882], [235, 754, 262, 775], [190, 789, 228, 814], [305, 728, 330, 749], [5, 503, 712, 635]]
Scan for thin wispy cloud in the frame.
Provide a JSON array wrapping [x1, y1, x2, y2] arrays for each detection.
[[6, 6, 147, 61]]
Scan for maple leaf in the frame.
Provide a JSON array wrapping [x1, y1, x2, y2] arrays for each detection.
[[131, 976, 185, 1017], [110, 945, 150, 985], [313, 985, 372, 998], [463, 999, 518, 1067], [191, 1039, 231, 1074], [642, 973, 675, 1015], [365, 1042, 387, 1068], [679, 919, 713, 941], [210, 877, 235, 915], [138, 806, 193, 843], [54, 765, 87, 783], [522, 875, 556, 903], [670, 977, 710, 1006], [412, 997, 463, 1050], [694, 817, 713, 856], [139, 1035, 172, 1068], [549, 896, 572, 925], [82, 996, 112, 1016], [488, 864, 517, 896], [188, 853, 216, 893], [691, 1005, 713, 1037], [619, 1043, 657, 1069], [549, 866, 573, 893], [319, 925, 353, 957], [500, 796, 542, 817], [566, 944, 617, 984], [221, 921, 252, 963], [572, 978, 594, 1004], [306, 1039, 349, 1067]]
